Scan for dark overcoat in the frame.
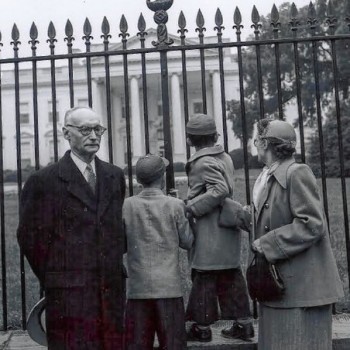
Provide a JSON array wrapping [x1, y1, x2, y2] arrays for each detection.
[[17, 151, 126, 350]]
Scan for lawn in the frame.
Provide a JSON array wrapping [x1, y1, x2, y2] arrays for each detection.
[[1, 169, 350, 329]]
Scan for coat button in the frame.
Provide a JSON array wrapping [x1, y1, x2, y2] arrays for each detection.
[[264, 225, 269, 231], [264, 203, 269, 209]]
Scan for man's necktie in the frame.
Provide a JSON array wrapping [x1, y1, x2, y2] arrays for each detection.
[[85, 163, 96, 194]]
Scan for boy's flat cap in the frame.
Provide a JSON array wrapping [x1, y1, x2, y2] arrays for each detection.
[[136, 154, 169, 184]]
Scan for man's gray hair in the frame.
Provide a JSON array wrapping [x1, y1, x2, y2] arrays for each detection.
[[64, 106, 93, 125]]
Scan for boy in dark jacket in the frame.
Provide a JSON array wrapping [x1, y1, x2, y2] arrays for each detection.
[[123, 154, 194, 350], [185, 114, 253, 342]]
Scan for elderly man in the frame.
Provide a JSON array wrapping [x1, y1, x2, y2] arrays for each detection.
[[17, 107, 126, 350]]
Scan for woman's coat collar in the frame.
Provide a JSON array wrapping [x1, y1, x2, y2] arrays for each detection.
[[269, 157, 296, 189]]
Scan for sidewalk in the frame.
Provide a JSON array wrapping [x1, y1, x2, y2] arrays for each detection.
[[1, 315, 350, 349]]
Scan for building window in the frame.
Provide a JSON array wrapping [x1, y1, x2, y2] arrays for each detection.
[[157, 128, 164, 141], [77, 98, 89, 107], [49, 140, 60, 163], [121, 97, 127, 119], [20, 102, 30, 124], [122, 105, 126, 119], [123, 136, 130, 164], [193, 101, 203, 114], [21, 141, 32, 168], [157, 103, 163, 117], [48, 100, 59, 123], [158, 144, 165, 157]]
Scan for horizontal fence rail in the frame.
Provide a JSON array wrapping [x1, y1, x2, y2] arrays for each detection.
[[0, 0, 349, 330]]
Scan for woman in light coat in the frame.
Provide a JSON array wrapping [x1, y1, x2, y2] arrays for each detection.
[[250, 118, 343, 350]]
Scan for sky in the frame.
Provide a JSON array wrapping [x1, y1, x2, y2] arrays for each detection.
[[0, 0, 313, 58]]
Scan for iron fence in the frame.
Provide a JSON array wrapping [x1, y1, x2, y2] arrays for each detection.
[[0, 0, 350, 330]]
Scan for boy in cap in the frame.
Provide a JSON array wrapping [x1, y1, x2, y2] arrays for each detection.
[[123, 154, 194, 350], [185, 114, 253, 342]]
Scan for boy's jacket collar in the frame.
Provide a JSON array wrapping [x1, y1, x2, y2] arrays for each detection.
[[187, 144, 225, 164]]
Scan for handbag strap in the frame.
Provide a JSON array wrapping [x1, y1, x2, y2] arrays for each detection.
[[249, 203, 256, 250]]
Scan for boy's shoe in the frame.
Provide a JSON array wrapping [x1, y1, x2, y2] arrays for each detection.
[[187, 323, 212, 342], [221, 321, 254, 341]]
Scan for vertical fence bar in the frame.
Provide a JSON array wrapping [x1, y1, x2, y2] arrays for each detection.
[[138, 14, 150, 154], [326, 1, 342, 315], [271, 5, 283, 120], [233, 9, 251, 205], [11, 24, 26, 329], [251, 7, 265, 120], [83, 18, 93, 107], [29, 23, 43, 299], [214, 9, 228, 153], [328, 34, 350, 292], [120, 16, 133, 195], [196, 10, 207, 114], [178, 12, 191, 160], [159, 49, 174, 191], [101, 17, 113, 163], [290, 4, 306, 163], [47, 22, 58, 162], [233, 7, 255, 318], [308, 11, 330, 227], [29, 23, 40, 171], [0, 34, 7, 330], [65, 20, 75, 108]]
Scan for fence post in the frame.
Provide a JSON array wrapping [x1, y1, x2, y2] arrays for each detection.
[[146, 0, 175, 191]]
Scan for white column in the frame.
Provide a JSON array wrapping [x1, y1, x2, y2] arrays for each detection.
[[92, 79, 108, 161], [111, 92, 122, 165], [171, 73, 186, 162], [130, 76, 143, 163], [212, 71, 224, 144]]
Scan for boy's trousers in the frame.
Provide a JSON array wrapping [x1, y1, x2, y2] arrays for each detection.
[[186, 268, 251, 326], [125, 297, 186, 350]]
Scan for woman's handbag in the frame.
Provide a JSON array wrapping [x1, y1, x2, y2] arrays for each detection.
[[246, 252, 285, 302], [245, 204, 285, 302]]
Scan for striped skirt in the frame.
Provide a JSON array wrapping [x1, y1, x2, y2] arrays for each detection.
[[258, 304, 332, 350]]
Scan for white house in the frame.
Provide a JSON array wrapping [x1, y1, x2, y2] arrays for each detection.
[[1, 28, 243, 170], [1, 28, 308, 170]]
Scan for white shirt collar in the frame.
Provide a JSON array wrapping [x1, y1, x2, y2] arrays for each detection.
[[70, 151, 96, 176]]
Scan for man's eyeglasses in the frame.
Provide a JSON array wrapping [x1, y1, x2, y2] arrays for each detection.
[[65, 124, 107, 136]]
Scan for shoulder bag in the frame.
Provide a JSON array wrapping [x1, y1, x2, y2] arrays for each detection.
[[246, 204, 285, 302]]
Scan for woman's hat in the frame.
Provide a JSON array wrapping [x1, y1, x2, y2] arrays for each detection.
[[27, 297, 47, 346], [263, 120, 296, 146]]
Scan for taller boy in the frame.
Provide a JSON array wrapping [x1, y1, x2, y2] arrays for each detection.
[[185, 114, 253, 342]]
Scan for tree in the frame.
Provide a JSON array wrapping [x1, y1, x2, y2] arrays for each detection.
[[227, 0, 350, 144], [307, 101, 350, 177]]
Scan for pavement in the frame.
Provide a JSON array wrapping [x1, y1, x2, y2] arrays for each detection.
[[1, 315, 350, 349]]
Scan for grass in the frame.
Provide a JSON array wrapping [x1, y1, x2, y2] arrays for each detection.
[[1, 169, 350, 329]]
